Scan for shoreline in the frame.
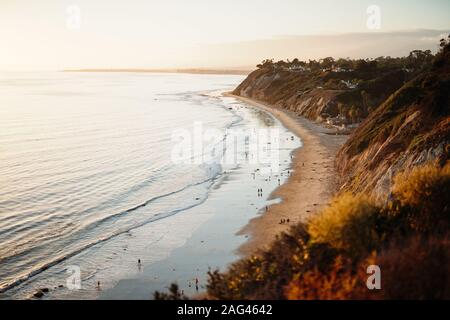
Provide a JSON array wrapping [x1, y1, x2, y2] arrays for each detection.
[[3, 86, 345, 300], [99, 92, 301, 300], [4, 82, 299, 300], [226, 94, 348, 256]]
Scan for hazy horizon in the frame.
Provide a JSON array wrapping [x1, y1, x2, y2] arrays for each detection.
[[1, 0, 449, 71]]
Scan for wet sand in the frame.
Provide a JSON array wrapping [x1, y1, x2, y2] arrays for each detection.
[[226, 94, 348, 256]]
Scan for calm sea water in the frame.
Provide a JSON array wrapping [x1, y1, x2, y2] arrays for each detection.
[[0, 72, 244, 292], [0, 72, 301, 299]]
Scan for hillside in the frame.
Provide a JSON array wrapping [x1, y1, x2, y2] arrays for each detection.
[[232, 49, 448, 199], [232, 56, 426, 127], [337, 44, 450, 199]]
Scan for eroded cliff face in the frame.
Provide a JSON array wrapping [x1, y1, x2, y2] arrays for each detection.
[[336, 48, 450, 200], [233, 66, 407, 125], [234, 69, 338, 122]]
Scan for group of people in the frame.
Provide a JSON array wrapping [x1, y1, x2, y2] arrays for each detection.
[[279, 218, 290, 225], [188, 277, 200, 292], [257, 188, 263, 197]]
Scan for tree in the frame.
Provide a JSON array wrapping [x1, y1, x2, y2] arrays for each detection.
[[320, 57, 335, 69], [406, 50, 434, 70], [355, 59, 368, 72], [354, 59, 377, 72], [308, 59, 321, 71], [355, 108, 362, 122], [439, 34, 450, 51], [348, 106, 358, 124], [336, 58, 352, 70], [257, 59, 274, 69], [276, 60, 289, 68], [338, 103, 345, 117], [361, 90, 369, 111]]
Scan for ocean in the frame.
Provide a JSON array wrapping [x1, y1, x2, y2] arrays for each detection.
[[0, 72, 300, 299]]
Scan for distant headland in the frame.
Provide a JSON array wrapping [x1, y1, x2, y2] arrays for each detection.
[[62, 68, 252, 76]]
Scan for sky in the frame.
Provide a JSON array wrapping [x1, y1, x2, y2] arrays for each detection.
[[1, 0, 449, 70]]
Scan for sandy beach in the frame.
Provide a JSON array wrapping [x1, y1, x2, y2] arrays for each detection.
[[226, 94, 348, 256]]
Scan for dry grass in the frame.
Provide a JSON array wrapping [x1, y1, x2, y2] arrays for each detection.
[[373, 236, 450, 299], [308, 193, 383, 258], [286, 236, 450, 300], [285, 255, 370, 300], [203, 162, 450, 300], [391, 162, 450, 233]]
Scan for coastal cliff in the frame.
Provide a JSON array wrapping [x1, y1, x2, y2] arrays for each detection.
[[233, 60, 410, 126], [203, 44, 450, 300], [233, 49, 449, 199], [337, 45, 450, 199]]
